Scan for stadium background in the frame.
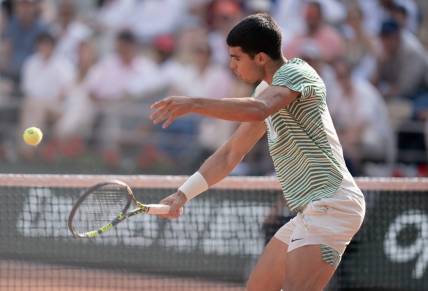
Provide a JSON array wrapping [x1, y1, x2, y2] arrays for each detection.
[[0, 0, 427, 290]]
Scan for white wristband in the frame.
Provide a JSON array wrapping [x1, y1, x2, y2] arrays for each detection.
[[178, 172, 209, 201]]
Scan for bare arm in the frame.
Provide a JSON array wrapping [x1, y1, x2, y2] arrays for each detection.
[[150, 85, 300, 128], [158, 121, 266, 218], [199, 121, 266, 186]]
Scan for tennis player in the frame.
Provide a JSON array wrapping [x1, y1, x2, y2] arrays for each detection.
[[151, 13, 365, 291]]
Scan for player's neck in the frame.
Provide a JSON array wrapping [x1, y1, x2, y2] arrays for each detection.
[[264, 57, 287, 84]]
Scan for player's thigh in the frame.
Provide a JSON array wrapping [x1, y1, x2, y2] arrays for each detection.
[[246, 237, 288, 291], [283, 245, 336, 291]]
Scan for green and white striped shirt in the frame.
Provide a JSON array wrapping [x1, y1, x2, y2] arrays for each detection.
[[264, 58, 345, 212]]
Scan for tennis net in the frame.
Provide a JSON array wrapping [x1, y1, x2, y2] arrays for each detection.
[[0, 174, 426, 290]]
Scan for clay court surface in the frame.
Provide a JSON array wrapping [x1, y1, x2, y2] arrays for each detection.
[[0, 261, 245, 291]]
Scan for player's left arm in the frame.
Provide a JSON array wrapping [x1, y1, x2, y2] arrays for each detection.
[[150, 86, 300, 128]]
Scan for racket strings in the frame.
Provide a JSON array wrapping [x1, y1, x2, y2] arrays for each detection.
[[73, 185, 129, 234]]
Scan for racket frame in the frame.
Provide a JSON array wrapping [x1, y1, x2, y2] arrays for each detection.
[[68, 180, 148, 239]]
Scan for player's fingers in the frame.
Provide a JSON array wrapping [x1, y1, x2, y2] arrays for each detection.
[[149, 106, 166, 121], [159, 196, 174, 205], [164, 200, 184, 218], [157, 204, 176, 219], [150, 112, 162, 124], [157, 198, 178, 219], [158, 208, 180, 219], [168, 205, 183, 219], [162, 115, 176, 128], [150, 98, 171, 109], [150, 101, 163, 110], [151, 108, 170, 124]]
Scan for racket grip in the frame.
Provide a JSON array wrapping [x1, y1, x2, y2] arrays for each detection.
[[146, 204, 171, 215]]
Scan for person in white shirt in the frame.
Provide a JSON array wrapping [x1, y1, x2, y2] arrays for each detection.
[[129, 0, 186, 42], [92, 0, 136, 55], [54, 39, 98, 147], [328, 59, 395, 174], [85, 30, 162, 102], [19, 32, 76, 157], [52, 0, 92, 63], [162, 27, 237, 157], [83, 30, 163, 163], [273, 0, 346, 45]]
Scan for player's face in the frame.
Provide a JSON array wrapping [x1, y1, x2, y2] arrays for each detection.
[[228, 46, 264, 84]]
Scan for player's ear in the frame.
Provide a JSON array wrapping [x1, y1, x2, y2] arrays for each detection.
[[255, 52, 268, 65]]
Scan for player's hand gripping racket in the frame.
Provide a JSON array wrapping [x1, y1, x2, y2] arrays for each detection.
[[68, 180, 170, 238]]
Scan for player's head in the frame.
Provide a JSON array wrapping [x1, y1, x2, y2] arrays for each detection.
[[226, 13, 282, 83]]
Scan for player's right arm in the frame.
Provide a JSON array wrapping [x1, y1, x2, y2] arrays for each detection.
[[159, 121, 266, 219]]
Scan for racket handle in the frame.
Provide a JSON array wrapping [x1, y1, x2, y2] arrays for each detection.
[[146, 204, 171, 215]]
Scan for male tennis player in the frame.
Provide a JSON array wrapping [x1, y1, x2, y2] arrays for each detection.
[[150, 13, 365, 291]]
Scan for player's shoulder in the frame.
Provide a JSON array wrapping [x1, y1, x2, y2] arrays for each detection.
[[282, 58, 312, 71], [274, 58, 310, 77], [273, 58, 312, 84]]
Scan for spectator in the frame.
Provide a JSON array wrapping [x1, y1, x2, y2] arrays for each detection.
[[151, 34, 176, 66], [165, 27, 233, 99], [54, 39, 98, 154], [129, 0, 187, 43], [297, 41, 337, 97], [385, 0, 420, 34], [0, 2, 8, 33], [160, 26, 237, 162], [273, 0, 346, 44], [329, 59, 395, 175], [372, 19, 428, 124], [208, 0, 243, 66], [0, 0, 12, 19], [92, 0, 136, 55], [389, 3, 425, 53], [358, 0, 420, 35], [94, 0, 135, 33], [83, 30, 163, 164], [38, 0, 57, 24], [245, 0, 271, 14], [185, 0, 211, 25], [341, 2, 381, 80], [51, 0, 92, 63], [284, 1, 345, 63], [85, 30, 162, 102], [0, 2, 12, 97], [19, 32, 76, 158], [0, 0, 48, 87]]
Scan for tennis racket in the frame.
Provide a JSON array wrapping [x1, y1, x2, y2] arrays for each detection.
[[68, 180, 170, 238]]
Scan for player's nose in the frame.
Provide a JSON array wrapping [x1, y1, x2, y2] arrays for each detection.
[[229, 61, 236, 71]]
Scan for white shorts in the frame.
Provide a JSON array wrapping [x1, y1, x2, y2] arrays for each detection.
[[274, 184, 366, 267]]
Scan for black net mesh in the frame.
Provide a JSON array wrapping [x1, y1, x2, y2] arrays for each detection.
[[0, 175, 426, 291]]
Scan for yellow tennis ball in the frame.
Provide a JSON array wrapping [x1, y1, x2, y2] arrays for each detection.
[[23, 127, 43, 146]]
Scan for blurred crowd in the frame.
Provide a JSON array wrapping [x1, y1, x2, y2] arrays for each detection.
[[0, 0, 427, 177]]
